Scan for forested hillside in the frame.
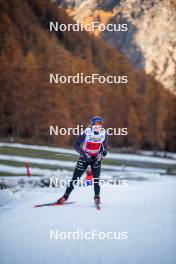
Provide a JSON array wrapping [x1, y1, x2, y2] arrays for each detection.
[[0, 0, 175, 150]]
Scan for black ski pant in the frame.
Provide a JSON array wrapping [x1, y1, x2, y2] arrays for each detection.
[[65, 157, 101, 197]]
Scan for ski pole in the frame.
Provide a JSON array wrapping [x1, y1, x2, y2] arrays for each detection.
[[25, 161, 31, 177]]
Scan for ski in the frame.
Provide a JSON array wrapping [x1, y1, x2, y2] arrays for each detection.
[[34, 201, 75, 208]]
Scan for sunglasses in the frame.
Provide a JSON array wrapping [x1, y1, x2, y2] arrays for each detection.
[[95, 121, 103, 125]]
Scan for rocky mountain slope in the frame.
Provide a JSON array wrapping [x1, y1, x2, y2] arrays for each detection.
[[57, 0, 176, 94]]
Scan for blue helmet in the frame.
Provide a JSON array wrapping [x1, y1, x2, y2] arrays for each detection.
[[91, 116, 104, 126]]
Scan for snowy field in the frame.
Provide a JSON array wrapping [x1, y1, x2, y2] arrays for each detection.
[[0, 178, 176, 264], [0, 142, 176, 179], [1, 142, 176, 164], [0, 142, 176, 264]]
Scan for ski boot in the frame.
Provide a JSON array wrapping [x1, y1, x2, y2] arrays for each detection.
[[57, 194, 69, 205], [94, 195, 101, 210]]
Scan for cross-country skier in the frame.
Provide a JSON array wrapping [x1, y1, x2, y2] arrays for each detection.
[[57, 116, 108, 208]]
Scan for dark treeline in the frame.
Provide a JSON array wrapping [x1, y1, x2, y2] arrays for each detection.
[[0, 0, 175, 151]]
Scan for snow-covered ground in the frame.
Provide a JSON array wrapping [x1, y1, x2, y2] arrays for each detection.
[[0, 142, 175, 263], [0, 155, 167, 176], [0, 142, 175, 182], [139, 150, 176, 160], [1, 142, 176, 164], [0, 178, 176, 264]]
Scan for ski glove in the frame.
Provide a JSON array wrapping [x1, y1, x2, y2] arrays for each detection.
[[102, 150, 107, 157], [96, 150, 107, 161], [80, 151, 92, 161]]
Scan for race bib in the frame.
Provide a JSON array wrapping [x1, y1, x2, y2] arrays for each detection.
[[85, 142, 101, 152]]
